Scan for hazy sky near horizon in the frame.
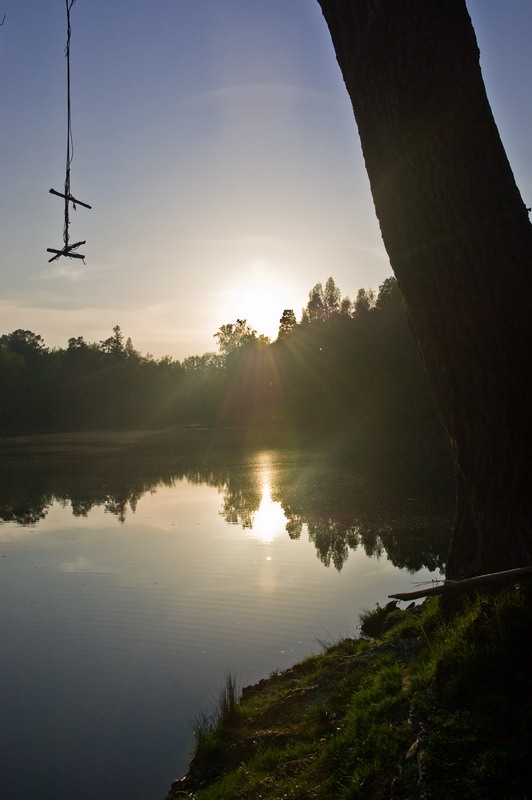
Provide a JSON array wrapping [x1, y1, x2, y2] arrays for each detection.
[[1, 1, 531, 359]]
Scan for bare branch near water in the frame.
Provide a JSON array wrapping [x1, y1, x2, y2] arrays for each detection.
[[389, 566, 532, 601]]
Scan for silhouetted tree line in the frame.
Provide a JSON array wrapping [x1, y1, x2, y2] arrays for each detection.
[[0, 325, 183, 433], [0, 277, 448, 464]]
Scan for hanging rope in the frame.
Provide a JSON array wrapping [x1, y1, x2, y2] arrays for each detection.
[[64, 0, 75, 247], [47, 0, 91, 263]]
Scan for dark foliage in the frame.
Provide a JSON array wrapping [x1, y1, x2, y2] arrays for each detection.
[[0, 279, 448, 472]]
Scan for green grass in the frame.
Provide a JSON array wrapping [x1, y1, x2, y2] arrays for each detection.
[[168, 587, 532, 799], [192, 672, 240, 766]]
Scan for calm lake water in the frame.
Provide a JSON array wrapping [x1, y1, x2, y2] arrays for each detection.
[[0, 446, 451, 800]]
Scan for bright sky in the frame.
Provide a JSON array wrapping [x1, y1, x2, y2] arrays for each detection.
[[1, 1, 531, 359]]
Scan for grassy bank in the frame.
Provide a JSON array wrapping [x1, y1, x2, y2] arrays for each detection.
[[168, 588, 532, 799]]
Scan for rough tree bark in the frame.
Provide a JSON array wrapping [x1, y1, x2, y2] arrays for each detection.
[[317, 0, 532, 578]]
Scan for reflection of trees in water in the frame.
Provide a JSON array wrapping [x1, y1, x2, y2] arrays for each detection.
[[0, 459, 262, 528], [194, 458, 451, 572], [219, 472, 262, 528], [0, 452, 452, 572], [300, 518, 449, 573], [178, 464, 263, 528], [0, 487, 53, 526], [69, 485, 146, 524], [0, 467, 176, 527], [271, 467, 451, 572]]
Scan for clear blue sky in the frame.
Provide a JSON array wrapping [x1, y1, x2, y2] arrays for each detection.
[[1, 1, 531, 359]]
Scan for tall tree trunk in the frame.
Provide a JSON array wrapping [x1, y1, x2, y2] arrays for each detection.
[[317, 0, 532, 578]]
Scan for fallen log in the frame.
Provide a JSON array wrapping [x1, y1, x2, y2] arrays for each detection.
[[389, 565, 532, 601]]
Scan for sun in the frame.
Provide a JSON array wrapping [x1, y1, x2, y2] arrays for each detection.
[[235, 286, 283, 340], [222, 260, 292, 341]]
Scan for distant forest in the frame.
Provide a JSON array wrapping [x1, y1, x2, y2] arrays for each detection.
[[0, 277, 448, 463]]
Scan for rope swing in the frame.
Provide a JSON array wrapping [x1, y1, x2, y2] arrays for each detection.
[[47, 0, 91, 263]]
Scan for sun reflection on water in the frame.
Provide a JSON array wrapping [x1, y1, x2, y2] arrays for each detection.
[[250, 480, 287, 544]]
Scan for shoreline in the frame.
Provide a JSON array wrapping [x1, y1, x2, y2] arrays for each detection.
[[164, 591, 532, 799]]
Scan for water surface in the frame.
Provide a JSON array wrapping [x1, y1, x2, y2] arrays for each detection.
[[0, 447, 451, 800]]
